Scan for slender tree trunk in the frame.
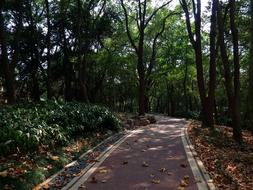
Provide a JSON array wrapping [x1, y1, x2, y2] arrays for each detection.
[[205, 0, 218, 128], [183, 61, 188, 112], [0, 1, 16, 104], [180, 0, 217, 128], [217, 0, 242, 142], [45, 0, 52, 99], [249, 0, 253, 134], [137, 26, 146, 116], [217, 1, 234, 120], [60, 1, 72, 101], [229, 0, 242, 142], [77, 0, 89, 103], [28, 1, 40, 102]]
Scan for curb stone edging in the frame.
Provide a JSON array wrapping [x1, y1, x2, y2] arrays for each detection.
[[33, 131, 126, 190], [65, 130, 136, 190], [181, 122, 216, 190]]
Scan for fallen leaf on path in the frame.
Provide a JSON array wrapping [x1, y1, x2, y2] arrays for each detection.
[[151, 179, 160, 184], [142, 161, 149, 167], [101, 179, 107, 183], [99, 169, 108, 174], [159, 168, 166, 173], [184, 175, 190, 180], [167, 172, 173, 175], [179, 179, 189, 187], [150, 174, 155, 178], [90, 176, 98, 183], [180, 164, 188, 168], [80, 184, 86, 188], [122, 161, 128, 165]]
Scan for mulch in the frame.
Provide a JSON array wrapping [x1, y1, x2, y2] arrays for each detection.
[[188, 121, 253, 190]]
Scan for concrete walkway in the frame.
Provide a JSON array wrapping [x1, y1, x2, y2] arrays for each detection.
[[66, 117, 204, 190]]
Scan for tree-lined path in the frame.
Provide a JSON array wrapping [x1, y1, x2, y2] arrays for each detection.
[[66, 117, 205, 190]]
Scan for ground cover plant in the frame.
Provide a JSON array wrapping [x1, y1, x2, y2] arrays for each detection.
[[0, 101, 122, 189]]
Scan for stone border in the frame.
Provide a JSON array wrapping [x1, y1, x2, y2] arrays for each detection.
[[33, 132, 126, 190], [65, 130, 138, 190], [181, 123, 216, 190]]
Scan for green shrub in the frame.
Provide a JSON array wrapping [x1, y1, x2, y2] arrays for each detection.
[[0, 101, 122, 155]]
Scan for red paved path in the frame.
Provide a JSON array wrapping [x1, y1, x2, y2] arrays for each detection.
[[78, 117, 198, 190]]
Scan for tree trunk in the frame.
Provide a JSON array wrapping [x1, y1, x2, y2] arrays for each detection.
[[229, 0, 242, 142], [60, 1, 72, 101], [180, 0, 216, 128], [0, 1, 16, 104], [137, 25, 145, 116], [249, 0, 253, 134], [77, 0, 89, 103], [45, 0, 52, 99], [183, 61, 188, 112], [138, 58, 146, 116]]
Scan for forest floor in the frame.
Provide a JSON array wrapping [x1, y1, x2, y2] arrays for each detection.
[[188, 121, 253, 190]]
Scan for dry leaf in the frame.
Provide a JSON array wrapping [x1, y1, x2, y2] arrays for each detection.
[[159, 168, 166, 172], [167, 172, 173, 176], [142, 161, 149, 167], [101, 180, 107, 183], [99, 169, 108, 174], [151, 179, 160, 184], [0, 170, 8, 177], [90, 176, 98, 183], [180, 164, 188, 168], [184, 175, 190, 180], [179, 180, 189, 187], [80, 184, 86, 188], [51, 156, 59, 161], [122, 161, 128, 165]]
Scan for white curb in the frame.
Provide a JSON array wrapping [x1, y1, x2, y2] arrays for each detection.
[[181, 124, 216, 190], [33, 132, 126, 190], [63, 130, 139, 190]]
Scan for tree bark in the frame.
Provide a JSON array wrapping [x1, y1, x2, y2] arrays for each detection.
[[180, 0, 217, 128], [229, 0, 242, 142], [45, 0, 53, 99], [249, 0, 253, 134], [60, 1, 72, 101], [217, 0, 242, 142], [0, 1, 16, 104], [77, 0, 89, 103]]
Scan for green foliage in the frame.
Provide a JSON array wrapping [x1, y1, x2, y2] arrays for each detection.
[[0, 101, 122, 155]]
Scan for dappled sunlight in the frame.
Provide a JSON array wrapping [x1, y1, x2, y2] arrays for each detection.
[[80, 117, 197, 190]]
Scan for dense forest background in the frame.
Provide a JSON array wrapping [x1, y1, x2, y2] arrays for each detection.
[[0, 0, 252, 141]]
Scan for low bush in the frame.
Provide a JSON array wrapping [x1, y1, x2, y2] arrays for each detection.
[[0, 101, 122, 155]]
